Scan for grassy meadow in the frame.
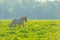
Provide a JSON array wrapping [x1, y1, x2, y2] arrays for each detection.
[[0, 20, 60, 40]]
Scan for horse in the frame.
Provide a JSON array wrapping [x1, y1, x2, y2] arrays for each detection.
[[9, 16, 27, 28]]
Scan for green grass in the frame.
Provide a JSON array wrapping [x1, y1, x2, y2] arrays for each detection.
[[0, 20, 60, 40]]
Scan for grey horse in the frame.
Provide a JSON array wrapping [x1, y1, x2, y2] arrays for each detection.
[[9, 16, 27, 28]]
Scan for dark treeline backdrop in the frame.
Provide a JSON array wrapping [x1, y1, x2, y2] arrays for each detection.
[[0, 0, 60, 20]]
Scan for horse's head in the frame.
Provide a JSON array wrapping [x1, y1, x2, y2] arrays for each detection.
[[24, 16, 27, 22], [19, 16, 27, 22]]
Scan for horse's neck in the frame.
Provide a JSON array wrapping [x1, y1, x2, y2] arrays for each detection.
[[19, 18, 24, 20], [13, 19, 18, 21]]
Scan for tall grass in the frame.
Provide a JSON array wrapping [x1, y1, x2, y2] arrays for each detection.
[[0, 20, 60, 40]]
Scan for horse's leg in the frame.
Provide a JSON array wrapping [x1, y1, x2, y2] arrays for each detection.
[[18, 24, 21, 29], [21, 23, 24, 27], [13, 24, 16, 28]]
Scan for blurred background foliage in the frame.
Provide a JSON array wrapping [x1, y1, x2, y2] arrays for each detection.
[[0, 0, 60, 19]]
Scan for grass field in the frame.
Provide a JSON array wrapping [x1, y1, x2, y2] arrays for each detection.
[[0, 20, 60, 40]]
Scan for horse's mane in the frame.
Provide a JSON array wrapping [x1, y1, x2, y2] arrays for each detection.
[[19, 16, 27, 20]]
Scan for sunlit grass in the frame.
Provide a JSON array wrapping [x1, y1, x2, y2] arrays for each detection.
[[0, 20, 60, 40]]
